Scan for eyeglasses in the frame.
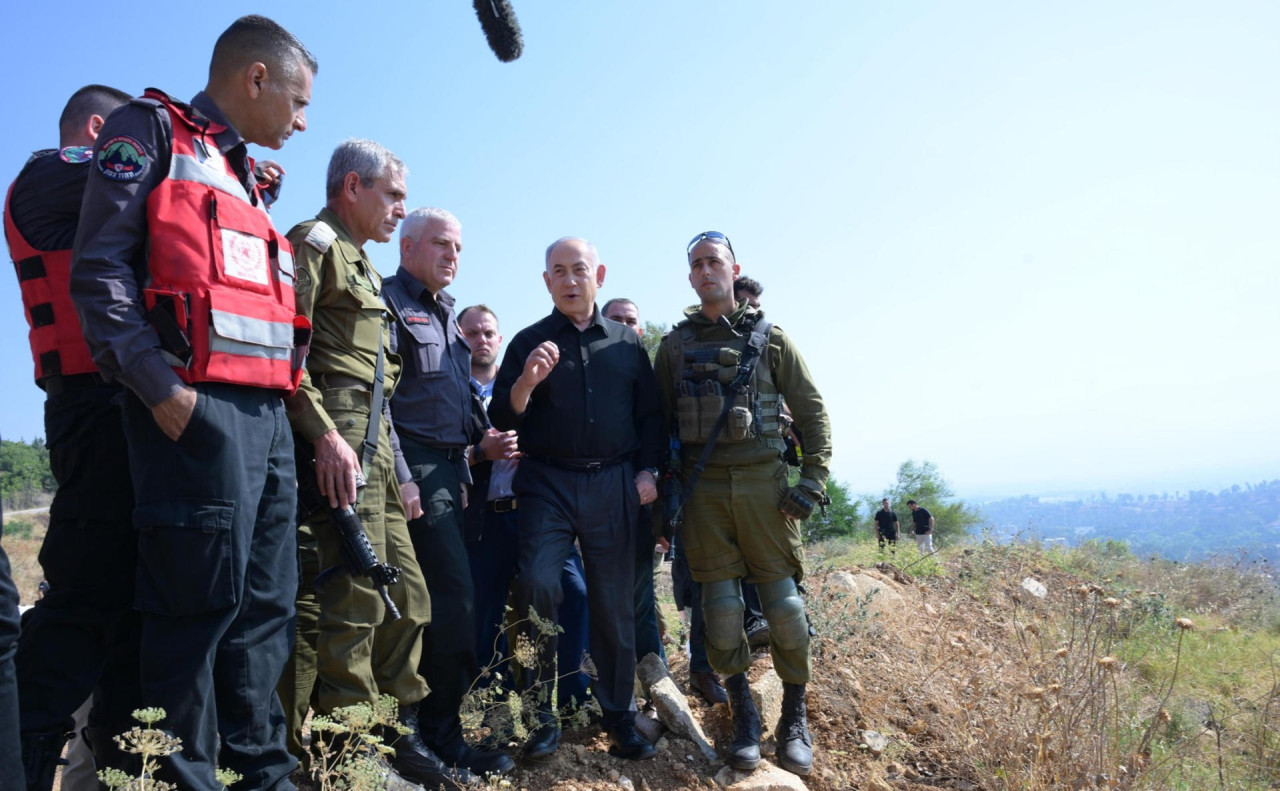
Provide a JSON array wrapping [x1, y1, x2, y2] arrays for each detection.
[[687, 231, 735, 258]]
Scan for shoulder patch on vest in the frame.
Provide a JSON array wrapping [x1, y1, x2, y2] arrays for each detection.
[[303, 221, 337, 253], [96, 136, 149, 182]]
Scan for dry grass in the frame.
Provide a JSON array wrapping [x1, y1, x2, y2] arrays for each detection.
[[3, 508, 49, 605]]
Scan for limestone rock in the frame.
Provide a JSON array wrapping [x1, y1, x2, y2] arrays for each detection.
[[714, 759, 809, 790], [862, 729, 890, 756], [648, 676, 718, 760], [750, 669, 784, 741], [1021, 577, 1048, 598], [825, 571, 905, 615], [637, 652, 674, 694]]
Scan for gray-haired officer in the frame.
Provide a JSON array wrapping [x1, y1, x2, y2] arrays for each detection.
[[654, 231, 832, 777], [383, 208, 516, 778], [285, 141, 466, 787]]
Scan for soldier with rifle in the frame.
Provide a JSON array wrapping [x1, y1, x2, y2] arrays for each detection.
[[283, 139, 468, 787], [655, 231, 832, 778]]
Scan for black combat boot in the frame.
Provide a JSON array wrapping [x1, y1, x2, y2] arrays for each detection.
[[21, 730, 70, 791], [381, 703, 477, 788], [723, 673, 761, 771], [775, 682, 813, 776]]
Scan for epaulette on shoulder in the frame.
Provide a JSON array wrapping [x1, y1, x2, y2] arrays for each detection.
[[303, 221, 337, 253]]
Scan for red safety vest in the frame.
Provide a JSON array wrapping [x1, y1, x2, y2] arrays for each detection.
[[4, 171, 99, 383], [143, 89, 308, 393]]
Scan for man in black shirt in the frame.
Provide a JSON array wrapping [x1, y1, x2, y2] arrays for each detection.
[[873, 498, 899, 555], [490, 237, 663, 762], [907, 500, 935, 554]]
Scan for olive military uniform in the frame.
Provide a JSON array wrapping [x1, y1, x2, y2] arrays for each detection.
[[281, 209, 430, 744], [654, 301, 831, 684]]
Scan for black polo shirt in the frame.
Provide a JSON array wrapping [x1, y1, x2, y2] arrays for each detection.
[[490, 305, 663, 469], [911, 506, 933, 533], [874, 509, 898, 530]]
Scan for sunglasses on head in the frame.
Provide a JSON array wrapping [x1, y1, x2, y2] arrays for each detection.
[[687, 231, 734, 258]]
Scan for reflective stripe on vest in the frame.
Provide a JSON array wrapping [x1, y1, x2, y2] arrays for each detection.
[[4, 174, 99, 383], [142, 89, 302, 392]]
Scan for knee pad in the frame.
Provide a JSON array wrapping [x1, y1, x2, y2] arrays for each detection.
[[756, 577, 809, 651], [701, 579, 745, 652]]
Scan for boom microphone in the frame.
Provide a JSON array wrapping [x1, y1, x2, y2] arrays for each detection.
[[473, 0, 524, 62]]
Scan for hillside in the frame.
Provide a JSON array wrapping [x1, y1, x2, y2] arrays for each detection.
[[4, 514, 1279, 789]]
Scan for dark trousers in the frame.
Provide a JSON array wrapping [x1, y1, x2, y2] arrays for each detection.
[[15, 385, 141, 782], [401, 440, 474, 748], [468, 505, 591, 708], [743, 582, 766, 630], [1, 535, 22, 791], [124, 384, 297, 791], [632, 506, 665, 666], [512, 460, 638, 726], [671, 530, 710, 673]]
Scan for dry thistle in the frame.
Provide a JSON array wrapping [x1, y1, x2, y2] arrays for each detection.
[[1157, 708, 1171, 723], [1102, 597, 1121, 609], [1097, 656, 1119, 671], [1174, 618, 1195, 631], [1055, 647, 1070, 658]]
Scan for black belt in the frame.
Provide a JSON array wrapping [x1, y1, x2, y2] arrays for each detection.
[[411, 443, 468, 463], [524, 453, 629, 473], [489, 496, 517, 513], [42, 372, 106, 397], [314, 372, 371, 391]]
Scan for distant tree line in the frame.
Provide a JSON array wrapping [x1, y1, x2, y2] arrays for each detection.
[[980, 480, 1280, 564], [1, 437, 55, 511]]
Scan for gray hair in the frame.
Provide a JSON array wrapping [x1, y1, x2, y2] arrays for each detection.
[[401, 207, 461, 244], [325, 139, 405, 200], [544, 236, 598, 268]]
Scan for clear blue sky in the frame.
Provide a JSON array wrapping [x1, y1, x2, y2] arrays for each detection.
[[3, 1, 1277, 498]]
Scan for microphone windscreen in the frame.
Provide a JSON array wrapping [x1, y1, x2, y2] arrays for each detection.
[[473, 0, 524, 62]]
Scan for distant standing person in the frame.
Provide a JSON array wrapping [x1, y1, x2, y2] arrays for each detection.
[[907, 500, 934, 554], [873, 499, 899, 555]]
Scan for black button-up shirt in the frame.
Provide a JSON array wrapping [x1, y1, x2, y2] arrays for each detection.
[[385, 267, 472, 449], [490, 306, 663, 470]]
